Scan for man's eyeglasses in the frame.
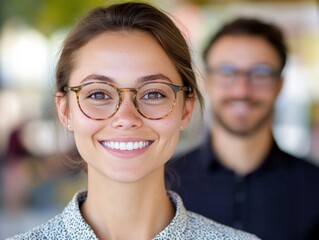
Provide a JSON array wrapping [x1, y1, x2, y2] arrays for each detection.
[[64, 81, 191, 120], [206, 64, 281, 89]]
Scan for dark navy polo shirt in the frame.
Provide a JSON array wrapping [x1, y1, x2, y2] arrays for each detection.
[[166, 135, 319, 240]]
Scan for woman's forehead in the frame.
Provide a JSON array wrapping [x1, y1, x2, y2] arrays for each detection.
[[69, 31, 182, 87]]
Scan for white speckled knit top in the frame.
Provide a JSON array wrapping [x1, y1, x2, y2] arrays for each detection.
[[8, 191, 260, 240]]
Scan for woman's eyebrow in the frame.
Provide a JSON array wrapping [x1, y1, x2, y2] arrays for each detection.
[[137, 74, 172, 84], [80, 74, 115, 84], [80, 73, 172, 85]]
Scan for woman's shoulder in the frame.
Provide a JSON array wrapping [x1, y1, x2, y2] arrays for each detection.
[[6, 213, 65, 240], [185, 211, 260, 240], [6, 191, 96, 240]]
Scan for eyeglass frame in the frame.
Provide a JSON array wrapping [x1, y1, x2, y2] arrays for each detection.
[[205, 64, 282, 89], [63, 81, 192, 121]]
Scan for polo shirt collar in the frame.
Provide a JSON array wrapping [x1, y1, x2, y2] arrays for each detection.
[[199, 132, 282, 173], [60, 190, 188, 239]]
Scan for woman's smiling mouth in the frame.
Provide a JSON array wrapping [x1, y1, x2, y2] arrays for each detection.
[[100, 140, 153, 151]]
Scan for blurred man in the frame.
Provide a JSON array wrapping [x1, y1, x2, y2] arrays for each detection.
[[167, 18, 319, 240]]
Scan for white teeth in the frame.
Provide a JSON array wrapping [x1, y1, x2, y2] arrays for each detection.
[[126, 142, 133, 150], [102, 141, 151, 151], [119, 142, 126, 150]]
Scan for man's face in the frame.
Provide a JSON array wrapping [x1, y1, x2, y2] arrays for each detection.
[[205, 35, 283, 136]]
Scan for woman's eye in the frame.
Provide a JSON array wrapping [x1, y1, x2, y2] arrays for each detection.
[[88, 91, 110, 100], [142, 91, 165, 100]]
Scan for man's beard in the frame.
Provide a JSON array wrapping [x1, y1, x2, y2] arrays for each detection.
[[212, 98, 274, 137]]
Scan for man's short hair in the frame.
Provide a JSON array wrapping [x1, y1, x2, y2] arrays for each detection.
[[202, 18, 287, 71]]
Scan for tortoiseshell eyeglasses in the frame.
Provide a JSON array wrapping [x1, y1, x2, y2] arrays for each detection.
[[64, 81, 191, 120]]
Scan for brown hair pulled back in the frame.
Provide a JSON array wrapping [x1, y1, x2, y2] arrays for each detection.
[[56, 2, 203, 107]]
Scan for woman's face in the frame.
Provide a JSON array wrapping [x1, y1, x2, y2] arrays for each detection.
[[56, 31, 194, 184]]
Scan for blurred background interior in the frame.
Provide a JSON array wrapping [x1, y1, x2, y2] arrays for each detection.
[[0, 0, 319, 238]]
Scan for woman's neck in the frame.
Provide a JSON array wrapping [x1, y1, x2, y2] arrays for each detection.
[[80, 168, 175, 240]]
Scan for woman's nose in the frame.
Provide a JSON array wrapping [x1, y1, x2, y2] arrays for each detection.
[[110, 92, 143, 130]]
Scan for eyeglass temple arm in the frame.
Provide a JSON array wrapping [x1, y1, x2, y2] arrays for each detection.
[[63, 86, 81, 93]]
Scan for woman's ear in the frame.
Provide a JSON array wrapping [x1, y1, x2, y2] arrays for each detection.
[[180, 96, 195, 130], [55, 92, 71, 130]]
